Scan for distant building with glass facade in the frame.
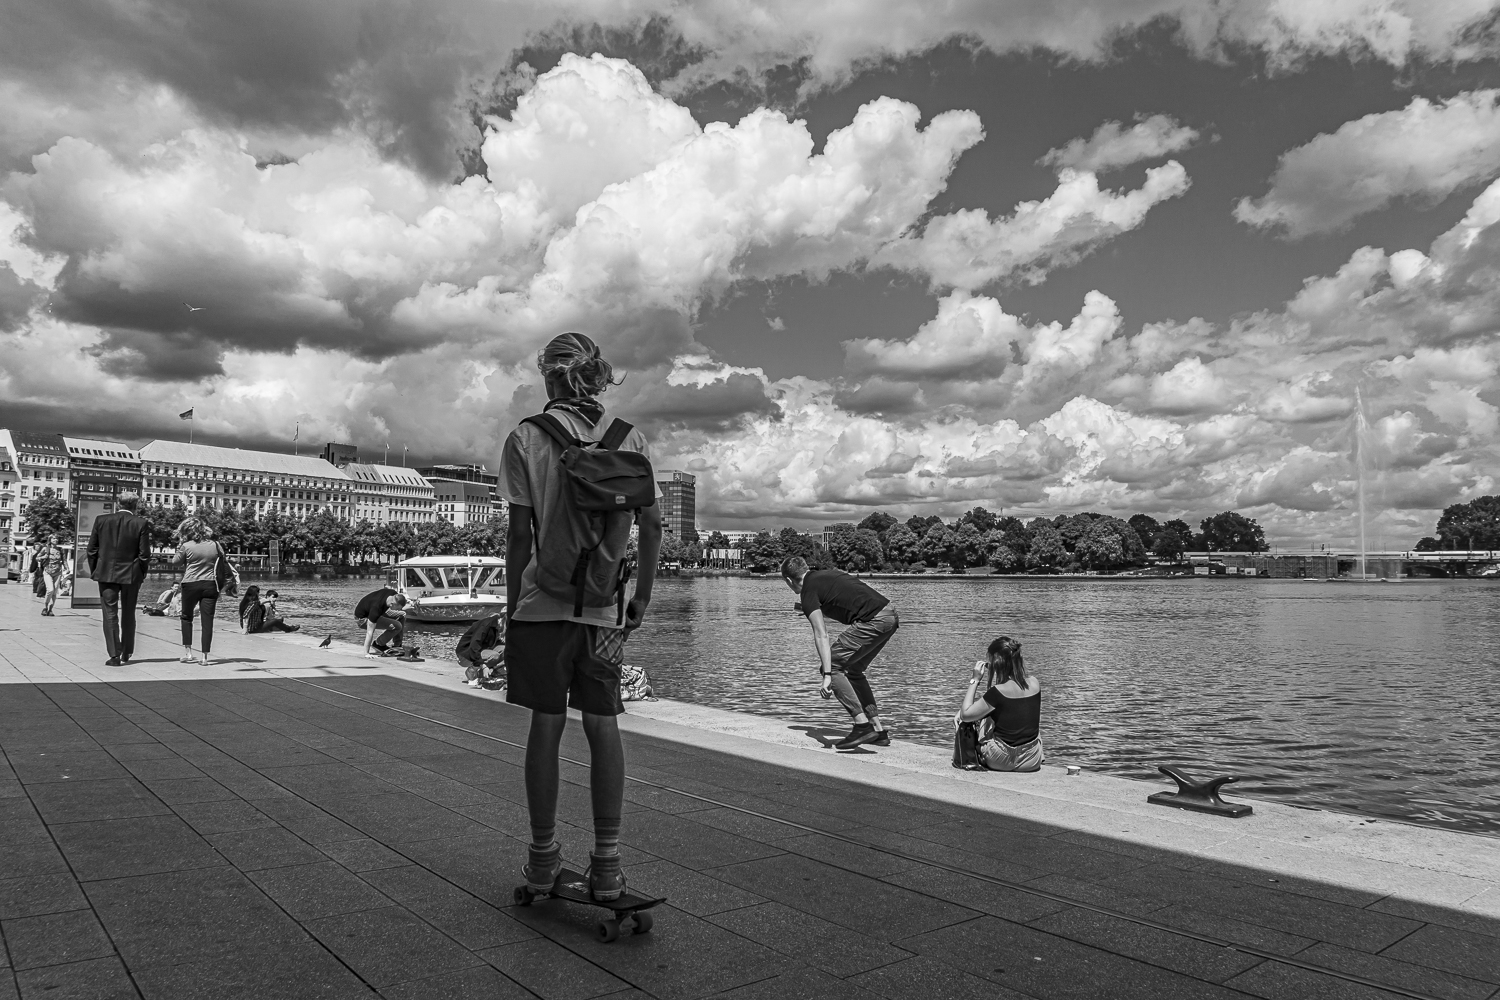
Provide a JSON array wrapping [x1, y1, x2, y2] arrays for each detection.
[[656, 470, 696, 539]]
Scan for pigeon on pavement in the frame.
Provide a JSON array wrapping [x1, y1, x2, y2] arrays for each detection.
[[318, 636, 332, 647]]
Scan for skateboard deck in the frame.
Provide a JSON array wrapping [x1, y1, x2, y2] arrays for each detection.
[[513, 866, 665, 942]]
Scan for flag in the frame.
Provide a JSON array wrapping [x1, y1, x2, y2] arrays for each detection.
[[293, 422, 299, 442], [178, 408, 194, 420]]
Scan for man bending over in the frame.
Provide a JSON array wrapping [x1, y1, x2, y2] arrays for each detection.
[[354, 586, 407, 656], [782, 556, 900, 750]]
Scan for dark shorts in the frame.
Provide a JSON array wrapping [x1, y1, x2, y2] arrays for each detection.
[[830, 606, 899, 675], [505, 619, 625, 716]]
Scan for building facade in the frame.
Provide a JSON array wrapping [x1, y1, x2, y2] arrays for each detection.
[[1, 430, 70, 554], [656, 470, 697, 539], [369, 465, 435, 523], [434, 480, 493, 526], [64, 437, 143, 508], [420, 463, 495, 526], [139, 441, 353, 519]]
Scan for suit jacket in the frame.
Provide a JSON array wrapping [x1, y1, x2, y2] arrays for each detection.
[[88, 510, 152, 585]]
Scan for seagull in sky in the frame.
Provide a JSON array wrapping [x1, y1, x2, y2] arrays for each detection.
[[184, 302, 205, 312]]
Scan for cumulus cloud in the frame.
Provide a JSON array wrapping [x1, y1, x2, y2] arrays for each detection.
[[1040, 115, 1200, 173], [1236, 90, 1500, 238], [874, 162, 1190, 289], [5, 1, 1493, 181]]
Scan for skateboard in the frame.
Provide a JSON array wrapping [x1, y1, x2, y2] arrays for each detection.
[[512, 867, 666, 942]]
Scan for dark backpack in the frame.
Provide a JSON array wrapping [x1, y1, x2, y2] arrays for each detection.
[[521, 413, 656, 622]]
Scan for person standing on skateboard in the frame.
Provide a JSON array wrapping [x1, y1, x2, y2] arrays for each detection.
[[502, 332, 662, 901], [781, 557, 899, 749]]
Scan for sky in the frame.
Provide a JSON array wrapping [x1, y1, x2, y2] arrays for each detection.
[[3, 1, 1500, 546]]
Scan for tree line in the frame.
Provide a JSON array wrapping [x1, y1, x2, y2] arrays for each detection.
[[16, 490, 508, 564], [727, 509, 1267, 574], [1416, 496, 1500, 551]]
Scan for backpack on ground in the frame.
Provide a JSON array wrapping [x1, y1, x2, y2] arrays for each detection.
[[521, 413, 656, 623]]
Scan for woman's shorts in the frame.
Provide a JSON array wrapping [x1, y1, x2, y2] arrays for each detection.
[[980, 735, 1044, 772]]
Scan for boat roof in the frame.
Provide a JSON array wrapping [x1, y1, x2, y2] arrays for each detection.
[[393, 556, 505, 567]]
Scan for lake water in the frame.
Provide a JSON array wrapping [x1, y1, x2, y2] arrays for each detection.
[[253, 575, 1500, 835]]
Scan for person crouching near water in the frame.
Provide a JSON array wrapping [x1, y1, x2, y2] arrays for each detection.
[[781, 556, 899, 750], [956, 636, 1043, 772], [456, 612, 505, 688]]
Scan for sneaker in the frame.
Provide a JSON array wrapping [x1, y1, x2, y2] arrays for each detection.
[[870, 729, 891, 747], [285, 624, 300, 633], [523, 844, 562, 893], [835, 723, 878, 750], [587, 853, 625, 902]]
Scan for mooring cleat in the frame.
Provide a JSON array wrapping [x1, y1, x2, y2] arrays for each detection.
[[1147, 765, 1253, 818]]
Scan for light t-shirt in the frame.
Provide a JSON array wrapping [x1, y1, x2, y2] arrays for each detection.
[[499, 406, 660, 629]]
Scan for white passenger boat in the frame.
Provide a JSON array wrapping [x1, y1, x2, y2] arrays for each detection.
[[391, 556, 505, 623]]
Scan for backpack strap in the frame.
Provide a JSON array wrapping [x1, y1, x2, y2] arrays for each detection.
[[522, 413, 583, 449], [598, 418, 633, 451]]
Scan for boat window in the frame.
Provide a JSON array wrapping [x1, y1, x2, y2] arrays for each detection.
[[403, 568, 427, 589]]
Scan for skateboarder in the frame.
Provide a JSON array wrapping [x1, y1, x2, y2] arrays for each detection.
[[781, 556, 899, 749], [502, 332, 662, 901]]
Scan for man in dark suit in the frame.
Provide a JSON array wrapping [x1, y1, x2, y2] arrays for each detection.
[[87, 491, 152, 666]]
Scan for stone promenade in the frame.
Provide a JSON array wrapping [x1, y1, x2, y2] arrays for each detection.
[[2, 583, 1499, 1000]]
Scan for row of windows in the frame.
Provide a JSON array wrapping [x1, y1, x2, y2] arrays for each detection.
[[142, 463, 350, 492]]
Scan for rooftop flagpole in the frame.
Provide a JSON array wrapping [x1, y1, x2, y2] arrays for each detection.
[[179, 407, 195, 443]]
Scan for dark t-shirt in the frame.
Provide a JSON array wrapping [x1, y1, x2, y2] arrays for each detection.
[[456, 614, 502, 661], [799, 570, 888, 626], [982, 686, 1041, 746], [355, 588, 398, 621]]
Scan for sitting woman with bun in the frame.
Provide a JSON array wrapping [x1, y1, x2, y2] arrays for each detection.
[[956, 636, 1044, 772]]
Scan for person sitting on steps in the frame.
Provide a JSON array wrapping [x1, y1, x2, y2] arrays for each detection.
[[956, 636, 1044, 772], [239, 585, 300, 634]]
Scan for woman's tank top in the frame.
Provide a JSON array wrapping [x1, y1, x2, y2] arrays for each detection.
[[982, 686, 1041, 746]]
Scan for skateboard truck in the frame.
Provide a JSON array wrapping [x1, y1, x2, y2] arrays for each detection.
[[1147, 765, 1253, 818]]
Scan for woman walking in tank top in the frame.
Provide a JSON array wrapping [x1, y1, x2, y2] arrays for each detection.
[[956, 636, 1044, 772]]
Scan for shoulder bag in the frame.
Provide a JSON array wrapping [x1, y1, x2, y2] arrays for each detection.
[[213, 543, 239, 596]]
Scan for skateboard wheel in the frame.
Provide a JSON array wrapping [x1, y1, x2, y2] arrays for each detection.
[[597, 918, 620, 943], [633, 911, 654, 934], [513, 887, 531, 907]]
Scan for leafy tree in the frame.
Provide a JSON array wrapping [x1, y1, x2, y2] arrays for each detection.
[[1152, 529, 1187, 562], [1026, 525, 1066, 570], [21, 488, 73, 541], [995, 516, 1029, 559], [1055, 513, 1097, 553], [1414, 535, 1442, 552], [684, 538, 704, 565], [778, 527, 827, 565], [906, 514, 943, 538], [857, 511, 897, 534], [658, 533, 685, 564], [919, 525, 954, 567], [1101, 517, 1147, 565], [1198, 511, 1267, 552], [705, 530, 731, 551], [881, 523, 920, 567], [957, 507, 998, 533], [1164, 518, 1193, 540], [744, 530, 784, 572], [1077, 521, 1126, 569], [1128, 514, 1161, 550], [828, 527, 884, 571], [987, 541, 1022, 572], [949, 523, 983, 570], [1434, 496, 1500, 549]]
